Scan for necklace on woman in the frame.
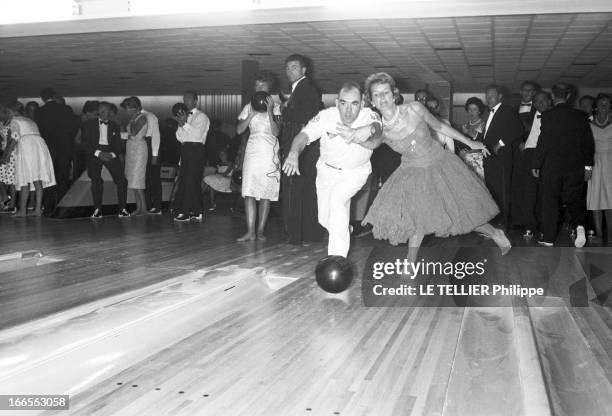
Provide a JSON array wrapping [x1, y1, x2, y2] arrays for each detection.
[[383, 106, 400, 126], [595, 114, 610, 127]]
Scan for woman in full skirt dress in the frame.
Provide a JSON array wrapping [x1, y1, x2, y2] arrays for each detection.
[[0, 100, 55, 217], [362, 73, 511, 259]]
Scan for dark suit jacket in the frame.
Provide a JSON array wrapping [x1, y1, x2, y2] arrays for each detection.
[[35, 101, 78, 152], [533, 102, 594, 172], [283, 77, 320, 125], [481, 103, 524, 151], [280, 77, 321, 155], [81, 119, 123, 157]]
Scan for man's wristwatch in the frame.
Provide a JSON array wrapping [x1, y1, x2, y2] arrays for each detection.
[[585, 166, 593, 171]]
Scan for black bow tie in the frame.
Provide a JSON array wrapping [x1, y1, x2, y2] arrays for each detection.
[[537, 115, 542, 119], [521, 103, 532, 106], [188, 111, 193, 116], [489, 108, 495, 113], [99, 120, 108, 125]]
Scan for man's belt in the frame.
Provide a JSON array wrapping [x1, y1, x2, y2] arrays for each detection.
[[325, 162, 343, 170]]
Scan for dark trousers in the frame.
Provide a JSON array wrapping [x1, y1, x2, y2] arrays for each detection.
[[281, 142, 323, 244], [175, 142, 204, 216], [145, 137, 162, 210], [511, 148, 540, 230], [73, 143, 88, 182], [43, 146, 73, 213], [87, 153, 127, 211], [539, 167, 586, 243], [483, 147, 513, 226]]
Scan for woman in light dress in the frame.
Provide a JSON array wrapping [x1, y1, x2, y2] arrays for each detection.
[[361, 73, 511, 260], [0, 99, 55, 217], [587, 93, 612, 242], [121, 97, 148, 216], [235, 71, 281, 241]]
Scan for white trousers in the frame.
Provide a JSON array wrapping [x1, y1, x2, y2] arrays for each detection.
[[316, 160, 371, 257]]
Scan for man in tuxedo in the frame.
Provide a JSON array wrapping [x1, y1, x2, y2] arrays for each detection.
[[578, 95, 595, 121], [35, 88, 79, 213], [141, 107, 162, 215], [280, 54, 323, 244], [532, 82, 595, 247], [481, 85, 524, 228], [516, 91, 552, 237], [81, 102, 129, 218], [511, 81, 540, 235]]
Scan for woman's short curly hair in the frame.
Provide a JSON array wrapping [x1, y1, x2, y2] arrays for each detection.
[[464, 97, 485, 114], [364, 72, 399, 105]]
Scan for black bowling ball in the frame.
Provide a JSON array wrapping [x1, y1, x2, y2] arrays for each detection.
[[315, 255, 354, 293], [250, 91, 270, 113]]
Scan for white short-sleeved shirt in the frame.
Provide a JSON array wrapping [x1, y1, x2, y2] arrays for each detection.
[[302, 107, 381, 170]]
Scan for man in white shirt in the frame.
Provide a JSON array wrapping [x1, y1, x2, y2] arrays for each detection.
[[173, 91, 210, 222], [283, 82, 382, 257], [141, 108, 162, 215]]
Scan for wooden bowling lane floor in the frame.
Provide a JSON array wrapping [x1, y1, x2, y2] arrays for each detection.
[[1, 214, 611, 415]]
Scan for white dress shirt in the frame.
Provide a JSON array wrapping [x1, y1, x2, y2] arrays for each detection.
[[141, 109, 161, 157], [484, 102, 504, 147], [524, 111, 542, 149], [291, 76, 306, 93], [176, 108, 210, 144], [301, 107, 381, 170], [94, 119, 116, 158], [519, 101, 533, 114]]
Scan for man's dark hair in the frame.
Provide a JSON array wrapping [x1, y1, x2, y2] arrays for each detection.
[[485, 84, 503, 95], [82, 100, 100, 114], [40, 88, 56, 102], [551, 82, 571, 100], [521, 80, 541, 91], [285, 54, 308, 68], [183, 90, 198, 101]]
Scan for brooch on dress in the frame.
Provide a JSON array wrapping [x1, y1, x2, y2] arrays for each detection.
[[409, 140, 417, 152]]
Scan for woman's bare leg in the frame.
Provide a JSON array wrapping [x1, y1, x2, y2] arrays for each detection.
[[474, 223, 511, 255], [407, 232, 424, 263], [15, 185, 29, 217], [32, 181, 43, 216], [256, 199, 271, 240], [237, 196, 256, 241]]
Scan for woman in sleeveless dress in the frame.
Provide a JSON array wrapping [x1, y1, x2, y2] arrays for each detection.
[[586, 93, 612, 242], [235, 71, 281, 241], [122, 97, 148, 215], [0, 99, 56, 217], [362, 73, 511, 258]]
